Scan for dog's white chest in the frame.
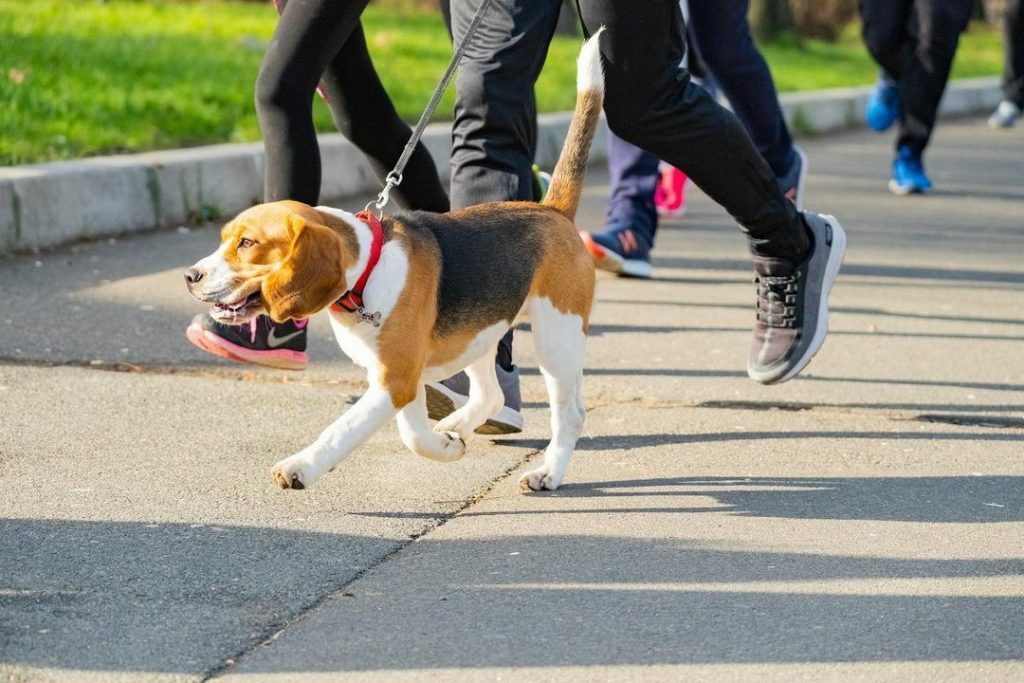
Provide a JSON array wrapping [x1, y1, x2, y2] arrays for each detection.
[[328, 314, 380, 370], [326, 241, 409, 371]]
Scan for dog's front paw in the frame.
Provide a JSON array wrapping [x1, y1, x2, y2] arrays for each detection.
[[434, 410, 477, 440], [270, 460, 310, 490], [431, 431, 467, 462], [519, 466, 562, 493]]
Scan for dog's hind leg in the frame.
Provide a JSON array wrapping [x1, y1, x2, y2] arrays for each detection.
[[270, 382, 399, 490], [519, 296, 587, 492], [433, 348, 506, 440], [397, 384, 468, 462]]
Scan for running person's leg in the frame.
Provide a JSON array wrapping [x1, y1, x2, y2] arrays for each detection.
[[448, 0, 562, 208], [860, 0, 913, 78], [860, 0, 912, 133], [686, 0, 806, 206], [256, 0, 371, 205], [1004, 0, 1024, 108], [425, 0, 564, 433], [990, 0, 1024, 126], [189, 0, 448, 369], [577, 0, 803, 257], [861, 0, 971, 192], [314, 22, 449, 212], [575, 0, 846, 383], [579, 131, 659, 279], [895, 0, 972, 157]]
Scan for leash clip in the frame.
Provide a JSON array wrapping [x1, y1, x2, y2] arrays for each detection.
[[368, 172, 403, 217], [356, 306, 382, 327]]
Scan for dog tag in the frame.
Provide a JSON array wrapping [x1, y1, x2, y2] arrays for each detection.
[[356, 307, 382, 327]]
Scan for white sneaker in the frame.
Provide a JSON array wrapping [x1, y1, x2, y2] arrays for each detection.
[[425, 364, 524, 435], [988, 100, 1021, 129]]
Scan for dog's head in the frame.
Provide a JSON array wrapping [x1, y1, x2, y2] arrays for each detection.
[[185, 200, 355, 324]]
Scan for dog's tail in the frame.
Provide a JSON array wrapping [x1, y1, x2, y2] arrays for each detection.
[[542, 28, 605, 221]]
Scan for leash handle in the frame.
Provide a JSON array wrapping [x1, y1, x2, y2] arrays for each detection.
[[372, 0, 496, 214]]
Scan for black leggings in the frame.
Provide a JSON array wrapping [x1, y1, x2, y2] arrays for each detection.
[[448, 0, 807, 258], [256, 0, 449, 211]]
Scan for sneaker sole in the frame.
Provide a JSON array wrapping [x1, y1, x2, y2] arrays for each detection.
[[988, 115, 1018, 129], [655, 205, 687, 218], [777, 216, 847, 384], [186, 322, 308, 371], [424, 382, 523, 435], [888, 180, 930, 196], [579, 232, 653, 279]]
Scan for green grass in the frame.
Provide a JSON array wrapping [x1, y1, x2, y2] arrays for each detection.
[[763, 23, 1004, 93], [0, 0, 1004, 166]]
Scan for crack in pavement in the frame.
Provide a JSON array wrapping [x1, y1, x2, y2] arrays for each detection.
[[200, 444, 545, 682]]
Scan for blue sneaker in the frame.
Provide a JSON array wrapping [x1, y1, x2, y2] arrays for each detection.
[[579, 221, 653, 278], [866, 75, 901, 132], [889, 146, 932, 195]]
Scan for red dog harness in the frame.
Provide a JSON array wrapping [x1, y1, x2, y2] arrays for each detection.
[[331, 211, 384, 326]]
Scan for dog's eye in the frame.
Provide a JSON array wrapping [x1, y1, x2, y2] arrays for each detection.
[[238, 237, 257, 249]]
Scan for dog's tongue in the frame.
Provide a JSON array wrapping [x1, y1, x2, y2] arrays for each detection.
[[212, 297, 246, 313], [224, 293, 257, 311]]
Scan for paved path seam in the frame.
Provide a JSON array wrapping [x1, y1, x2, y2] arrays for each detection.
[[199, 444, 546, 682]]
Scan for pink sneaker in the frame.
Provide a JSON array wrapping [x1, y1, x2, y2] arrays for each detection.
[[186, 314, 309, 370], [655, 165, 689, 217]]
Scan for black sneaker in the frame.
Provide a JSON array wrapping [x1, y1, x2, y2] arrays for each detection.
[[425, 364, 524, 434], [186, 313, 308, 370], [748, 213, 846, 384]]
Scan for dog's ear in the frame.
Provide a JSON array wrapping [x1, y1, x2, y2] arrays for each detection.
[[262, 214, 348, 322]]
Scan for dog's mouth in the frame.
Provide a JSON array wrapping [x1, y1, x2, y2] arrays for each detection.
[[210, 290, 264, 324]]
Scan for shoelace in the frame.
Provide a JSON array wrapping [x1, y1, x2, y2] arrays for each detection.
[[754, 273, 800, 328]]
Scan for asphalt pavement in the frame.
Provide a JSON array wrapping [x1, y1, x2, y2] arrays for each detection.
[[1, 118, 1023, 682]]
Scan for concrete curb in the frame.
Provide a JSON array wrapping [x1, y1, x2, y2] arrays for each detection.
[[779, 75, 1002, 135], [0, 77, 1001, 255]]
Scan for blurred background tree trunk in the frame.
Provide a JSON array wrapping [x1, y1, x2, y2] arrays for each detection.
[[982, 0, 1007, 24], [749, 0, 793, 40], [788, 0, 857, 41]]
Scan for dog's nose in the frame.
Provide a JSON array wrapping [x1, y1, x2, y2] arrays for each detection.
[[185, 268, 204, 285]]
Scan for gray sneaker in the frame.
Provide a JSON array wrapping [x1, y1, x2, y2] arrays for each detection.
[[988, 100, 1021, 129], [748, 212, 847, 385], [425, 364, 524, 434]]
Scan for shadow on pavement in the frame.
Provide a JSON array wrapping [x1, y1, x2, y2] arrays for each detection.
[[361, 475, 1023, 525], [0, 519, 399, 677], [501, 475, 1023, 524], [6, 520, 1021, 676], [226, 534, 1024, 673]]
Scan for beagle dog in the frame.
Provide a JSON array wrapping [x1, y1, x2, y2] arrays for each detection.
[[186, 32, 604, 493]]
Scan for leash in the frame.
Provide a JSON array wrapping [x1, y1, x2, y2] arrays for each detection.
[[368, 0, 496, 215]]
